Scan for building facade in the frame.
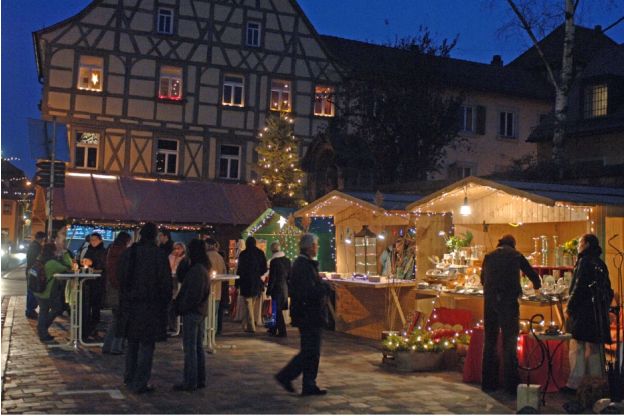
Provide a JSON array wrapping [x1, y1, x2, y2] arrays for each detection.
[[34, 0, 341, 184]]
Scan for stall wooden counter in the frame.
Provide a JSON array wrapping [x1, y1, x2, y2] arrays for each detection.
[[327, 277, 417, 340]]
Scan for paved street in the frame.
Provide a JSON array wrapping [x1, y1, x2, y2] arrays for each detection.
[[2, 295, 576, 414], [1, 266, 27, 298]]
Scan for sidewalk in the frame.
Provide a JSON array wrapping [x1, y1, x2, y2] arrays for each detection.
[[2, 295, 518, 414]]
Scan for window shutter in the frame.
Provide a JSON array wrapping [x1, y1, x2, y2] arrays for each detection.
[[476, 106, 486, 135]]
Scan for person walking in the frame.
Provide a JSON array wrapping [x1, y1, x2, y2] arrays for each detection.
[[205, 238, 227, 334], [34, 243, 72, 342], [102, 231, 132, 355], [480, 234, 542, 395], [167, 242, 186, 335], [82, 232, 107, 340], [158, 229, 174, 256], [173, 239, 211, 392], [236, 236, 267, 333], [563, 234, 613, 393], [275, 233, 331, 396], [118, 223, 172, 394], [267, 242, 291, 337], [25, 231, 46, 319]]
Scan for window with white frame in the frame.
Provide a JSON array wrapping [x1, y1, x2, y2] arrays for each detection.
[[448, 164, 474, 180], [77, 56, 103, 92], [246, 22, 261, 47], [155, 139, 179, 175], [270, 80, 291, 112], [314, 85, 335, 117], [159, 66, 183, 100], [584, 84, 608, 118], [222, 75, 244, 107], [460, 105, 474, 132], [218, 145, 241, 180], [499, 111, 516, 138], [75, 132, 100, 169], [157, 8, 174, 34]]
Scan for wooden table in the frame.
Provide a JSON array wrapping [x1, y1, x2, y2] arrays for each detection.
[[328, 278, 417, 340], [204, 274, 238, 353], [54, 272, 102, 350]]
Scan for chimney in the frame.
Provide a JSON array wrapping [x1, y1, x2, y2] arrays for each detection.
[[594, 25, 602, 33], [491, 54, 503, 67]]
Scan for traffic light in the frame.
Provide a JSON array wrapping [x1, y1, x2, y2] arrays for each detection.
[[35, 160, 66, 188]]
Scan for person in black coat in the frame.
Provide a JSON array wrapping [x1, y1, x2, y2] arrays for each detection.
[[480, 234, 542, 395], [82, 232, 107, 339], [267, 242, 291, 337], [275, 233, 332, 396], [235, 236, 267, 333], [118, 223, 172, 394], [25, 231, 47, 319], [564, 233, 613, 392], [158, 229, 174, 256]]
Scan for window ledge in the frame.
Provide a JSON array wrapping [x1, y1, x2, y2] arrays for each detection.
[[157, 97, 187, 105], [221, 104, 246, 111], [496, 135, 518, 142], [313, 114, 335, 119]]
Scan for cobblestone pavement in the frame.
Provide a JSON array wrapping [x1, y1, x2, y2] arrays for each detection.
[[1, 296, 537, 414]]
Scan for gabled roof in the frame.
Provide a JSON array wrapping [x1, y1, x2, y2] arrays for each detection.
[[343, 191, 421, 211], [320, 35, 553, 101]]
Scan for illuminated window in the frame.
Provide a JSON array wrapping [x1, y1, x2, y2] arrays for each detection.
[[222, 75, 244, 107], [584, 84, 608, 118], [499, 111, 516, 138], [219, 145, 240, 180], [270, 80, 291, 112], [246, 22, 261, 47], [75, 132, 100, 169], [156, 139, 178, 175], [157, 8, 174, 34], [314, 86, 335, 117], [77, 56, 103, 92], [460, 106, 474, 132], [159, 66, 183, 100]]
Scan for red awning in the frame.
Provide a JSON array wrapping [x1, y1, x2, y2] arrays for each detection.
[[48, 174, 269, 226]]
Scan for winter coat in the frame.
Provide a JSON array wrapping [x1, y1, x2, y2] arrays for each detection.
[[176, 257, 192, 284], [117, 240, 172, 342], [289, 253, 330, 329], [207, 249, 228, 302], [267, 252, 291, 310], [236, 246, 267, 298], [84, 242, 107, 295], [481, 244, 542, 302], [175, 264, 210, 317], [159, 239, 174, 256], [35, 252, 72, 300], [104, 243, 126, 309], [567, 250, 613, 343], [26, 241, 42, 271]]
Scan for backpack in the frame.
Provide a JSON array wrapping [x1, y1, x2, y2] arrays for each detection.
[[27, 260, 48, 293]]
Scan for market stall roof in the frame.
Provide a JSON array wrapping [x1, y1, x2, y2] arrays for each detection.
[[44, 173, 269, 226], [343, 191, 421, 211], [241, 207, 302, 237], [406, 176, 624, 224], [294, 190, 385, 218]]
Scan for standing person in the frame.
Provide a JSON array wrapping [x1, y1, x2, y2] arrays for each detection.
[[34, 243, 72, 342], [158, 229, 174, 256], [118, 223, 172, 394], [267, 242, 291, 337], [167, 242, 186, 335], [480, 234, 542, 395], [275, 233, 331, 396], [173, 239, 211, 391], [25, 231, 47, 319], [77, 235, 90, 263], [236, 236, 267, 333], [82, 232, 107, 340], [205, 238, 227, 334], [102, 231, 132, 355], [563, 234, 613, 393]]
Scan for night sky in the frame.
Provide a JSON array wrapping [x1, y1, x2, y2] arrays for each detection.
[[2, 0, 623, 176]]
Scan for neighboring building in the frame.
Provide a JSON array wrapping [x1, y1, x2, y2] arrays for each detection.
[[1, 160, 34, 244]]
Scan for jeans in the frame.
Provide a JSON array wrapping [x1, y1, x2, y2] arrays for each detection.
[[102, 308, 125, 354], [125, 340, 155, 391], [276, 327, 322, 391], [82, 278, 103, 339], [566, 340, 603, 389], [26, 284, 38, 316], [182, 313, 206, 389], [482, 296, 520, 393], [37, 287, 63, 339]]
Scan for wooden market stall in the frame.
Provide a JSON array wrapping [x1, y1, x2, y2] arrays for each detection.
[[406, 176, 624, 328]]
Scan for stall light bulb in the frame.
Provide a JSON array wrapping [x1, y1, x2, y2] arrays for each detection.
[[344, 238, 352, 245], [460, 196, 471, 216]]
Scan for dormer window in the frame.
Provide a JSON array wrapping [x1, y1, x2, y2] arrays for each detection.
[[157, 8, 174, 34], [584, 84, 608, 119]]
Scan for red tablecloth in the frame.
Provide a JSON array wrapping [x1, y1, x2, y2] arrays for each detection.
[[463, 327, 570, 392], [427, 307, 473, 330]]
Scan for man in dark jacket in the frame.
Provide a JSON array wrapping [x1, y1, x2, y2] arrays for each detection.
[[267, 242, 291, 337], [118, 223, 172, 394], [275, 233, 331, 396], [480, 234, 541, 395], [82, 232, 107, 340], [158, 229, 174, 256], [25, 231, 47, 319], [236, 236, 267, 333]]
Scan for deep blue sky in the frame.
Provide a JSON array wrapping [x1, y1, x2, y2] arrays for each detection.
[[2, 0, 623, 176]]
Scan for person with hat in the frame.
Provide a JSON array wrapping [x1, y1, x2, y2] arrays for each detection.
[[480, 234, 541, 395]]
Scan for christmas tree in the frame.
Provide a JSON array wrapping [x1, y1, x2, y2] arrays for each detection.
[[253, 113, 304, 207]]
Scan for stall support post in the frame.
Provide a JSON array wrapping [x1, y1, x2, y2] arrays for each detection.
[[46, 117, 56, 238]]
